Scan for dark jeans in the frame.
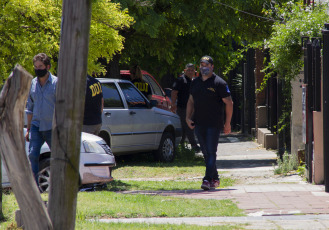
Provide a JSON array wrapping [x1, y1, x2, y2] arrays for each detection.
[[28, 125, 52, 184], [194, 125, 220, 181], [177, 107, 198, 147]]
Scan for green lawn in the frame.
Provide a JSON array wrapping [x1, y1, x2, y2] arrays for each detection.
[[0, 145, 245, 229]]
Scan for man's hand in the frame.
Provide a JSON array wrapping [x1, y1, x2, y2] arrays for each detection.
[[186, 118, 195, 130], [25, 130, 30, 142], [223, 122, 231, 134], [170, 104, 177, 113]]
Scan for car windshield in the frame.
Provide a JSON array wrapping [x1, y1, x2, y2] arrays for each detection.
[[119, 82, 148, 108]]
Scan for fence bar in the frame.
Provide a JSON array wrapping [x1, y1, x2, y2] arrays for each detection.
[[322, 24, 329, 192]]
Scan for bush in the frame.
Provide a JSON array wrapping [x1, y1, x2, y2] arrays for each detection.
[[274, 152, 298, 175]]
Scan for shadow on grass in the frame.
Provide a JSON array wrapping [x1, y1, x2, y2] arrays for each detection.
[[114, 144, 205, 170]]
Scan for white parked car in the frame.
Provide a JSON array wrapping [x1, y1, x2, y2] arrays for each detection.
[[1, 129, 116, 192], [98, 79, 182, 162]]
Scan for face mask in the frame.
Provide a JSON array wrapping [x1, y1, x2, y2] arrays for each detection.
[[200, 67, 211, 76], [35, 68, 48, 78]]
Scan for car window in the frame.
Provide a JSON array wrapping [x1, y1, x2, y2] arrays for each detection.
[[119, 82, 148, 108], [143, 74, 164, 96], [101, 83, 124, 108]]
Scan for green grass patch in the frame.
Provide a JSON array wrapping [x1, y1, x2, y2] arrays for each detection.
[[75, 221, 244, 230], [106, 178, 235, 191], [76, 192, 244, 219], [1, 145, 243, 229]]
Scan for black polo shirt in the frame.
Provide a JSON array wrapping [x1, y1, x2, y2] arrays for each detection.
[[190, 74, 231, 128], [84, 75, 103, 125], [172, 74, 192, 108]]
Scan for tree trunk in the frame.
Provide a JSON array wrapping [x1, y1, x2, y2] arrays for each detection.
[[106, 53, 121, 78], [47, 0, 92, 229], [0, 157, 3, 220], [0, 65, 52, 229]]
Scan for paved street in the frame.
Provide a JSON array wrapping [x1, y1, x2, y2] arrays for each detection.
[[99, 135, 329, 229]]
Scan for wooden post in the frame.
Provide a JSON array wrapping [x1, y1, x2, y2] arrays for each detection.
[[47, 0, 92, 229], [0, 65, 53, 229]]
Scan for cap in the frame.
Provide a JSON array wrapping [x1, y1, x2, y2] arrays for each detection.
[[200, 55, 214, 65]]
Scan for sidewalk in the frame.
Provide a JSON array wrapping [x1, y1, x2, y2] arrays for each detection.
[[99, 135, 329, 229]]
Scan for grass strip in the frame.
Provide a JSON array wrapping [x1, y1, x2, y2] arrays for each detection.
[[76, 192, 244, 219]]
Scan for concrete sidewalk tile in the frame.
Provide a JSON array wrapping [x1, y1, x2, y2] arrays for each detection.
[[312, 191, 329, 197]]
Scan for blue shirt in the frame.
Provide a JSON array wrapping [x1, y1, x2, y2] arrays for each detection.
[[26, 73, 57, 131]]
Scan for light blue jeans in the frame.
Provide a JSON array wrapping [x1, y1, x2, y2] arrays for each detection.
[[194, 125, 221, 182], [28, 125, 52, 184]]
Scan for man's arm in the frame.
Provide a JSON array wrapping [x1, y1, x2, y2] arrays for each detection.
[[25, 113, 33, 141], [101, 98, 104, 113], [222, 96, 233, 134], [170, 90, 178, 113], [185, 95, 195, 129]]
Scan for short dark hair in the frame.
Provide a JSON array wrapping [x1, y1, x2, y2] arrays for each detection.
[[33, 53, 51, 67], [185, 63, 195, 69]]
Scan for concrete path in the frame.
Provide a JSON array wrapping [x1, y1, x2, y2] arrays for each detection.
[[98, 135, 329, 229]]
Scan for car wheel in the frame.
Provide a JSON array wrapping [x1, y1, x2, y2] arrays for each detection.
[[38, 158, 51, 193], [155, 132, 175, 162], [38, 158, 82, 192]]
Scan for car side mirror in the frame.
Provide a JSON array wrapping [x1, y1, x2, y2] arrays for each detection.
[[164, 88, 172, 98], [149, 99, 158, 108]]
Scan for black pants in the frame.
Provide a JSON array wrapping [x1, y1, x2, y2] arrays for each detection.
[[177, 107, 198, 147]]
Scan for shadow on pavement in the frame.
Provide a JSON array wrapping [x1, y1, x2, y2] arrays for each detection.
[[217, 159, 277, 169]]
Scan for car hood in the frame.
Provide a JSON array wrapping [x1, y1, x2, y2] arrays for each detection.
[[153, 107, 180, 119]]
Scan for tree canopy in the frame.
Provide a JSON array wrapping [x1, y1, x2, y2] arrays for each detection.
[[0, 0, 133, 84], [114, 0, 291, 78]]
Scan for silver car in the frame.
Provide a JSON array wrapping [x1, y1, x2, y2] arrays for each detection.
[[97, 79, 182, 162], [1, 129, 116, 192]]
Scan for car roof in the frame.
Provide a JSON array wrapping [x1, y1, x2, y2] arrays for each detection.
[[96, 78, 131, 83]]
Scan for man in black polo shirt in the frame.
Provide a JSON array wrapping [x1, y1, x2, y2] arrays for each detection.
[[83, 75, 104, 135], [171, 63, 200, 152], [186, 55, 233, 190]]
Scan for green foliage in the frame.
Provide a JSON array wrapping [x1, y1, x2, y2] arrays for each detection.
[[0, 0, 133, 84], [274, 152, 298, 175], [264, 2, 329, 83], [114, 0, 289, 78], [297, 164, 306, 177]]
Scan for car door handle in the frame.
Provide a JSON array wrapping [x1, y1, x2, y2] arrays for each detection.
[[130, 111, 136, 115], [104, 112, 111, 117]]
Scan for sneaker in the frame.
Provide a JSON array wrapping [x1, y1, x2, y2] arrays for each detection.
[[201, 180, 210, 190], [210, 179, 220, 189]]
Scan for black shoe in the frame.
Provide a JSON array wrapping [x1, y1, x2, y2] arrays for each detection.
[[201, 180, 210, 190], [192, 145, 201, 153]]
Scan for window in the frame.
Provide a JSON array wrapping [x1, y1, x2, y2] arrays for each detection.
[[143, 74, 164, 96], [119, 82, 148, 108], [101, 83, 124, 108]]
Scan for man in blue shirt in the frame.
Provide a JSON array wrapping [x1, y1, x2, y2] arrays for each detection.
[[25, 53, 57, 185]]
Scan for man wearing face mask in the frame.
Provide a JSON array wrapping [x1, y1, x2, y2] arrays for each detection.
[[25, 53, 57, 186], [186, 55, 233, 190], [171, 63, 200, 153]]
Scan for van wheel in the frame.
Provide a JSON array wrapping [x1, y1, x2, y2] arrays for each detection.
[[154, 132, 175, 162]]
